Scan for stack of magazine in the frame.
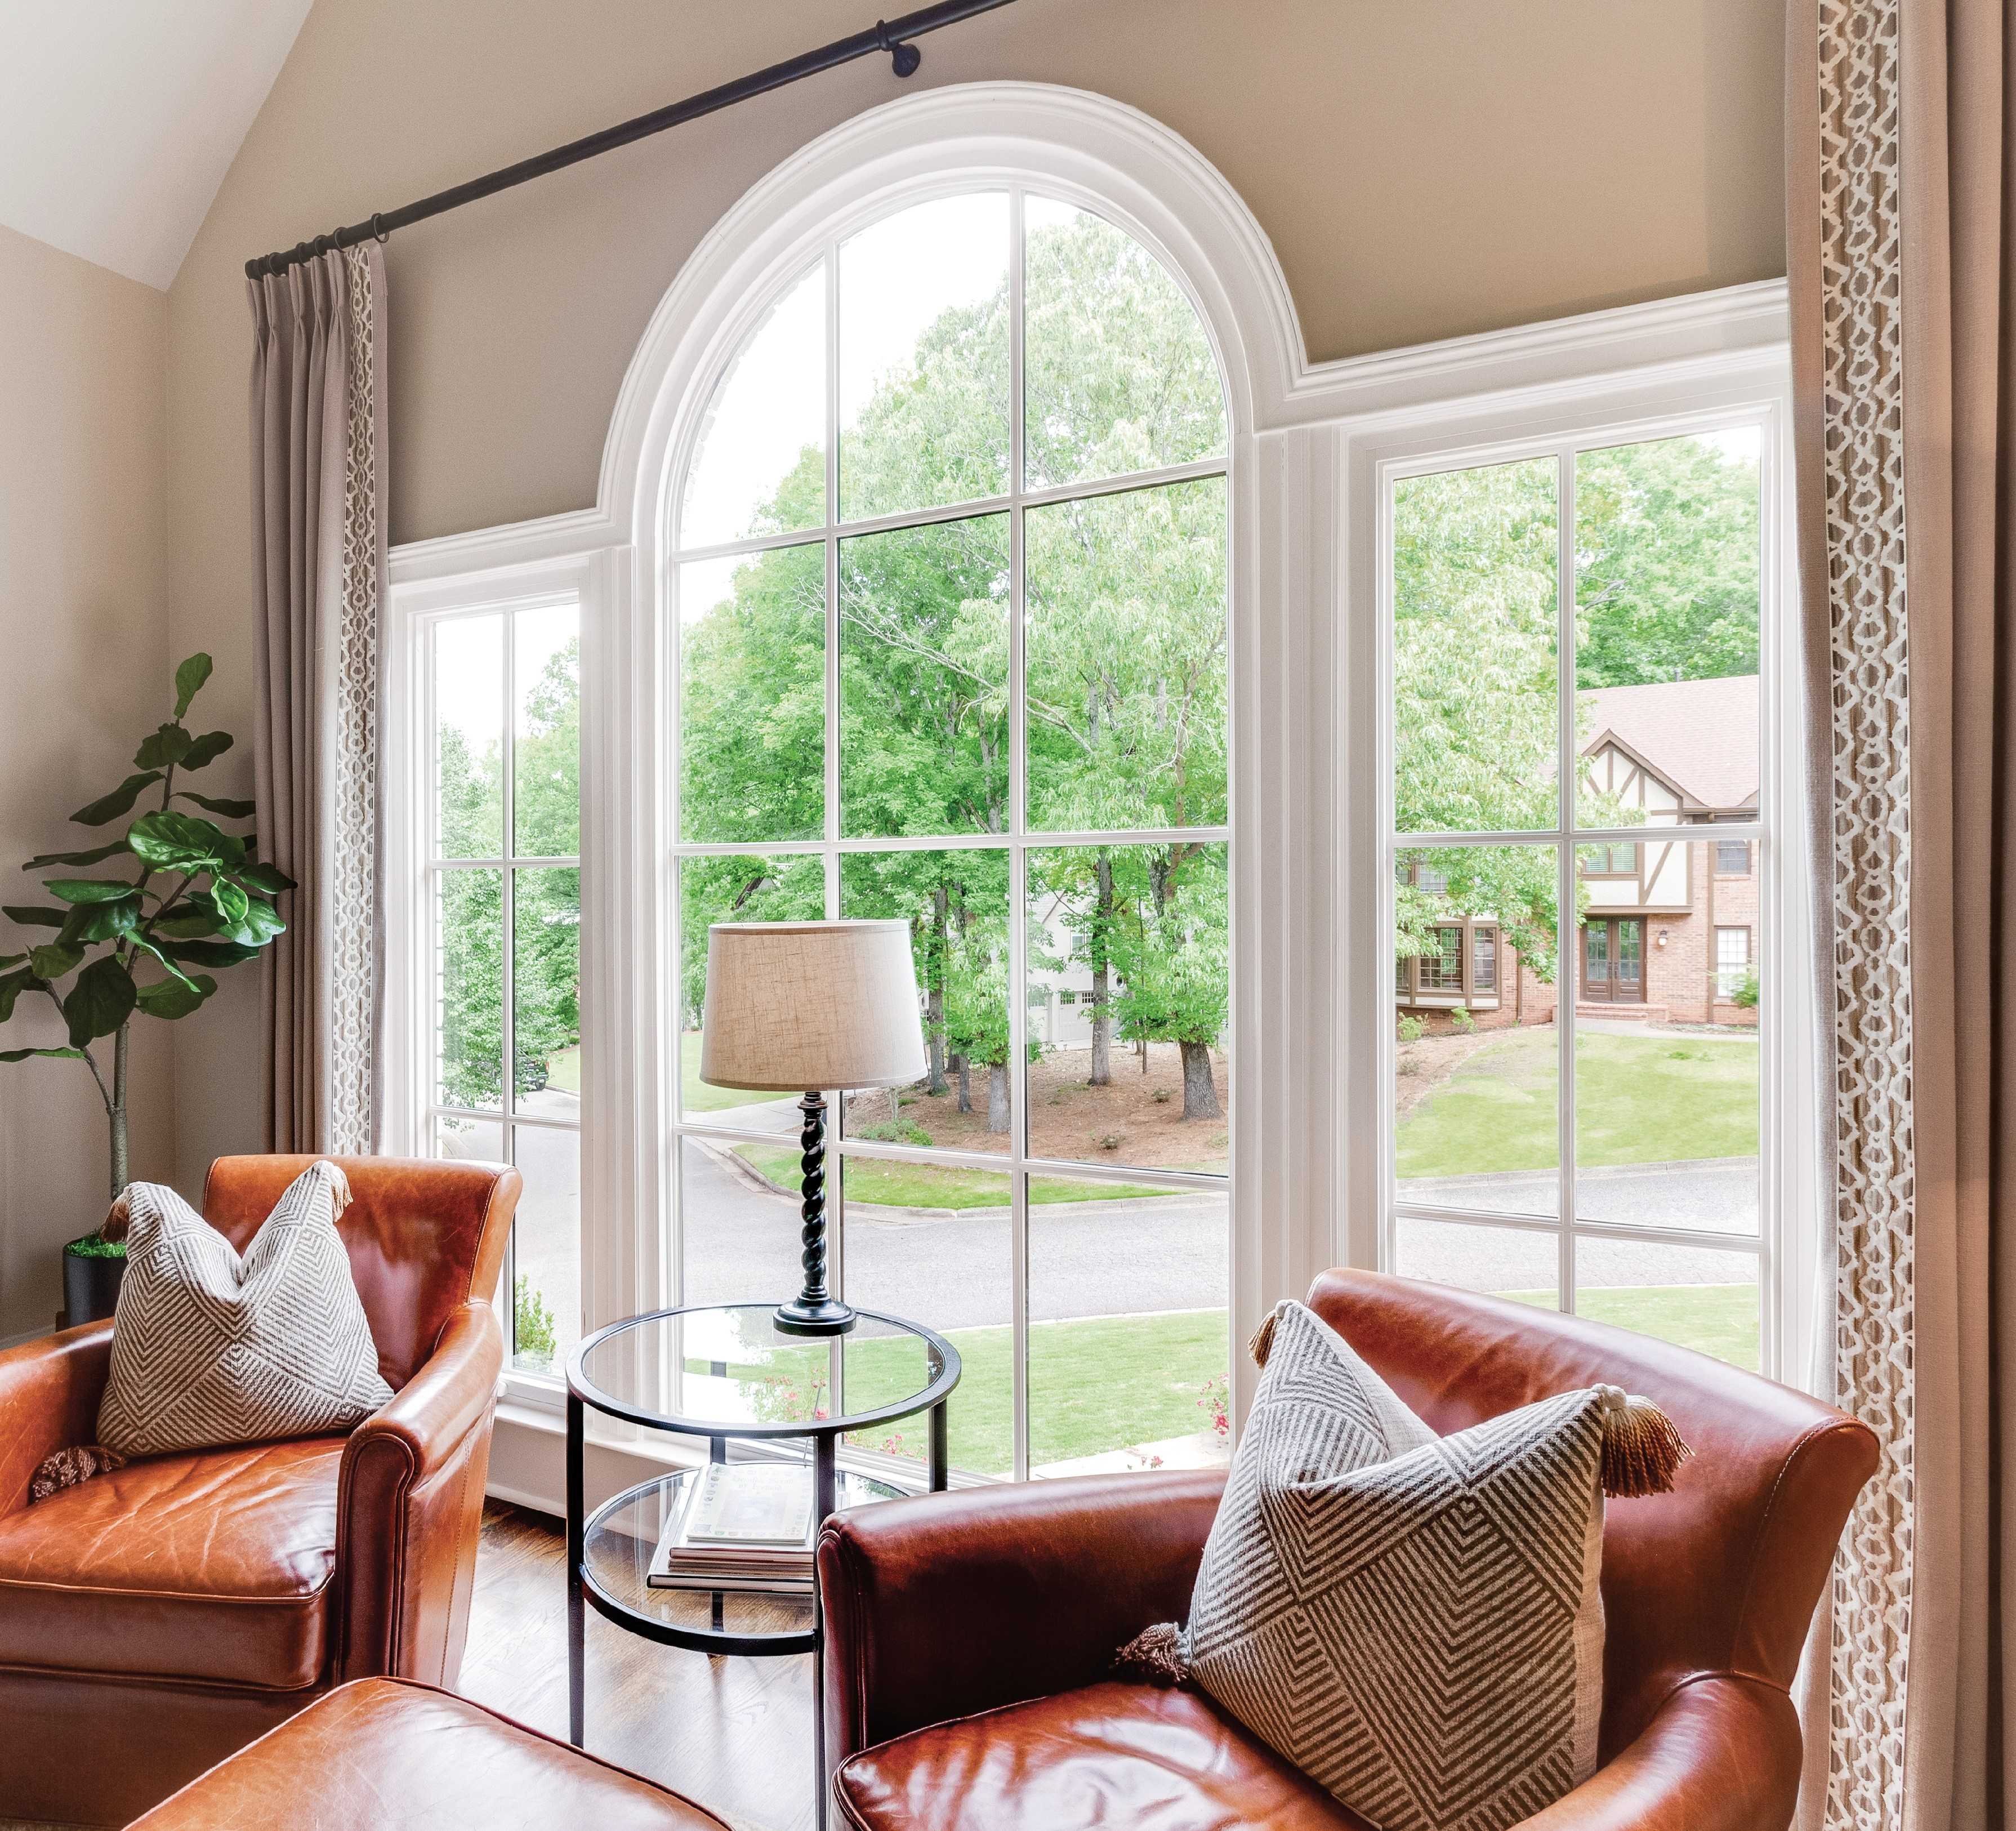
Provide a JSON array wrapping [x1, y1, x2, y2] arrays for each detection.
[[647, 1461, 815, 1596]]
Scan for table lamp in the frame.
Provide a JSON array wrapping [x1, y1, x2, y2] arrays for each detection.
[[699, 919, 926, 1335]]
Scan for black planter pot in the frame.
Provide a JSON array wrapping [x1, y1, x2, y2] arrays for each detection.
[[63, 1242, 126, 1328]]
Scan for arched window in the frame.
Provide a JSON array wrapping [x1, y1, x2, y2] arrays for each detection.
[[668, 189, 1232, 1482]]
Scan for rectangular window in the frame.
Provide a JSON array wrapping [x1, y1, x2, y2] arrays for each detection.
[[425, 599, 583, 1379], [1388, 425, 1770, 1372], [1581, 843, 1638, 877], [1420, 926, 1464, 992], [1716, 837, 1751, 875], [1716, 925, 1752, 998]]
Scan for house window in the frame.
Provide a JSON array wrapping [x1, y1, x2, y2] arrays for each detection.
[[1716, 837, 1751, 875], [670, 189, 1230, 1482], [425, 600, 583, 1378], [1716, 925, 1752, 998], [1420, 926, 1464, 992], [1473, 926, 1498, 994], [1581, 842, 1638, 877], [1387, 422, 1776, 1374]]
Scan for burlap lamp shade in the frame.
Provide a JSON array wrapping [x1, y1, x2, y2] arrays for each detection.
[[699, 920, 926, 1091]]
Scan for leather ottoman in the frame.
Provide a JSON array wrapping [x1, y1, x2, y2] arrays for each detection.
[[129, 1677, 732, 1830]]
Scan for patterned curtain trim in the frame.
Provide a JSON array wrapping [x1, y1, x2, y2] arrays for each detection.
[[328, 244, 384, 1155], [1813, 1, 1915, 1824]]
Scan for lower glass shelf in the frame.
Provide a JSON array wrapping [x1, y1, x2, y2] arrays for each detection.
[[582, 1464, 904, 1645]]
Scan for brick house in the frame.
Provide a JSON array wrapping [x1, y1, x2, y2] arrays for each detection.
[[1397, 675, 1759, 1031]]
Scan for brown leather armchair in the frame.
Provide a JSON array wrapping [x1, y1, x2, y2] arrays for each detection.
[[818, 1269, 1880, 1831], [0, 1153, 521, 1826]]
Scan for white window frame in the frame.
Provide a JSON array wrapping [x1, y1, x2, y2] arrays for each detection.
[[377, 83, 1814, 1506], [1362, 371, 1816, 1384]]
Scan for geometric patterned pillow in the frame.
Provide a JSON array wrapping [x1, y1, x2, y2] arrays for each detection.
[[1125, 1299, 1688, 1831], [96, 1161, 393, 1458]]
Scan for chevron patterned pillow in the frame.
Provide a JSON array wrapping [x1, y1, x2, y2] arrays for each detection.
[[96, 1160, 393, 1458], [1125, 1299, 1688, 1831]]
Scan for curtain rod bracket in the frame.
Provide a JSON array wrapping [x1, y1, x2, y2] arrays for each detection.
[[875, 20, 922, 77]]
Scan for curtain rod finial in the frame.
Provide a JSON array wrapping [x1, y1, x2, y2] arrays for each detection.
[[875, 20, 921, 77]]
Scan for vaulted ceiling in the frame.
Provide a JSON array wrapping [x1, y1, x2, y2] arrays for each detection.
[[0, 0, 312, 289]]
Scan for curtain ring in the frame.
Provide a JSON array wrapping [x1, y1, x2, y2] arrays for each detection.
[[371, 213, 390, 244]]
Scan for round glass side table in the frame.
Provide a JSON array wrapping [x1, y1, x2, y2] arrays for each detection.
[[565, 1303, 961, 1812]]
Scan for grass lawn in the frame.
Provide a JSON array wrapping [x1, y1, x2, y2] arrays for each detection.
[[1500, 1281, 1759, 1370], [733, 1143, 1167, 1210], [689, 1308, 1229, 1474], [1396, 1028, 1759, 1179], [688, 1286, 1752, 1479]]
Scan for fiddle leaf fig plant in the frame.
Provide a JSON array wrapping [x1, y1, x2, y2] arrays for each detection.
[[0, 653, 293, 1223]]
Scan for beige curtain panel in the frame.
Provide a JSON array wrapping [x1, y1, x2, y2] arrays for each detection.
[[1789, 0, 2016, 1826], [246, 244, 389, 1155]]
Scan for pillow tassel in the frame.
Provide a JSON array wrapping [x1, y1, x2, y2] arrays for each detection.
[[1596, 1385, 1693, 1497], [1248, 1308, 1279, 1368], [1114, 1621, 1189, 1687]]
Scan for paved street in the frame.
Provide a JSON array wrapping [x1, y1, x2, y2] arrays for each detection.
[[485, 1095, 1761, 1364]]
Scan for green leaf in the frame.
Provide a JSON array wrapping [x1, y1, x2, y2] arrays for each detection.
[[211, 879, 250, 926], [128, 935, 200, 988], [24, 841, 129, 870], [159, 938, 260, 969], [72, 772, 163, 826], [233, 861, 296, 894], [72, 898, 141, 943], [128, 809, 243, 872], [0, 953, 23, 971], [135, 972, 216, 1020], [179, 731, 234, 770], [173, 653, 213, 720], [0, 1047, 85, 1063], [3, 906, 68, 929], [63, 957, 135, 1044], [152, 906, 223, 939], [29, 941, 85, 980], [43, 877, 142, 905], [175, 792, 256, 819], [0, 967, 30, 1021], [133, 723, 194, 770]]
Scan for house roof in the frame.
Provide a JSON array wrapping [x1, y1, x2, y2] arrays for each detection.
[[1580, 675, 1759, 810]]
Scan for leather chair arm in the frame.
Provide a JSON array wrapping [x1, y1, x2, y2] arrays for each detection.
[[0, 1321, 114, 1517], [335, 1300, 503, 1683], [1517, 1674, 1801, 1831], [818, 1469, 1225, 1765]]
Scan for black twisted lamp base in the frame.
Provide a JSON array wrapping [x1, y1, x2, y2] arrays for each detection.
[[773, 1090, 857, 1335]]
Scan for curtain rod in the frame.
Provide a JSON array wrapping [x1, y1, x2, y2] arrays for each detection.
[[245, 0, 1022, 279]]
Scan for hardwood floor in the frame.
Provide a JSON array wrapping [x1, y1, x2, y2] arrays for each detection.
[[457, 1502, 818, 1831]]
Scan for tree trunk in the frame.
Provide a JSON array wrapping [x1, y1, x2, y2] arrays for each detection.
[[987, 1061, 1011, 1134], [1088, 854, 1112, 1086], [1179, 1040, 1221, 1121], [110, 1021, 130, 1197], [955, 1054, 971, 1114], [926, 888, 949, 1095]]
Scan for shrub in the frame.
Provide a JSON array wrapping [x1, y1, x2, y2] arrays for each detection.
[[857, 1117, 933, 1147], [1396, 1014, 1425, 1043], [1731, 969, 1760, 1010], [514, 1275, 557, 1369], [1152, 1087, 1172, 1103], [1449, 1006, 1476, 1034]]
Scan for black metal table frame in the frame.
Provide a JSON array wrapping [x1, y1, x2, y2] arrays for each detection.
[[565, 1302, 960, 1817]]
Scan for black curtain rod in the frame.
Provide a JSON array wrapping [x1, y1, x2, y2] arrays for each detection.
[[246, 0, 1020, 279]]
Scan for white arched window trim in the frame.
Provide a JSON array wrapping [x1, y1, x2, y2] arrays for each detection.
[[385, 82, 1806, 1501]]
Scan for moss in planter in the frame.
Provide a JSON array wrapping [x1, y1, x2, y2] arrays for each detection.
[[65, 1233, 127, 1259]]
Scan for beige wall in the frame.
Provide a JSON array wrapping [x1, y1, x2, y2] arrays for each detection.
[[0, 226, 175, 1340], [161, 0, 1786, 1176]]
